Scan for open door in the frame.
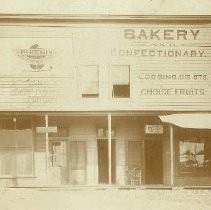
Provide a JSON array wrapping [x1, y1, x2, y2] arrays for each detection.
[[49, 140, 69, 184], [145, 139, 163, 184]]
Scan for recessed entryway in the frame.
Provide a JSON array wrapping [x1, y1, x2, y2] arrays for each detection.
[[97, 139, 116, 184]]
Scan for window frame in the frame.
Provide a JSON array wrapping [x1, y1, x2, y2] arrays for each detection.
[[78, 64, 100, 98], [176, 129, 211, 177], [111, 65, 131, 99]]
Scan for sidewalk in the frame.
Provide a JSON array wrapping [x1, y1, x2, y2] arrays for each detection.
[[0, 187, 211, 210]]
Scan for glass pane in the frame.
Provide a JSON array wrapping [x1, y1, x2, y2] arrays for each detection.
[[0, 119, 14, 129], [17, 148, 33, 175], [204, 141, 211, 168], [0, 130, 16, 147], [180, 140, 205, 173], [112, 84, 130, 98], [16, 119, 32, 130], [0, 148, 16, 175], [16, 129, 33, 147]]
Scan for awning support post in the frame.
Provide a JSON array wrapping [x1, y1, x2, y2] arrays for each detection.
[[108, 113, 112, 185], [45, 114, 49, 172], [170, 124, 174, 186]]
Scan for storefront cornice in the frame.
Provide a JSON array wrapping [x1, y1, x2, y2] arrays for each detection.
[[0, 15, 211, 24], [0, 111, 210, 117]]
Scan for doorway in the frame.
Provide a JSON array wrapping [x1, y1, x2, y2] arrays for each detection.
[[49, 140, 69, 184], [145, 139, 163, 184], [97, 139, 116, 184]]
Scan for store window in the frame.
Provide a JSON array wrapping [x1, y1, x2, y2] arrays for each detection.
[[78, 65, 99, 98], [111, 65, 130, 98], [179, 137, 211, 175], [0, 119, 33, 177]]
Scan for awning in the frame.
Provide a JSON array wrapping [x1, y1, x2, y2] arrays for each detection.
[[159, 113, 211, 129]]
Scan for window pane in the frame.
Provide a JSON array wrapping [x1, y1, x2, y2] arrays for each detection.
[[0, 148, 16, 175], [0, 128, 33, 176], [16, 119, 32, 130], [205, 141, 211, 168], [112, 65, 130, 85], [17, 148, 33, 175], [179, 140, 207, 174], [0, 130, 16, 147], [0, 119, 14, 129], [16, 129, 33, 147], [111, 65, 130, 98], [112, 85, 130, 98]]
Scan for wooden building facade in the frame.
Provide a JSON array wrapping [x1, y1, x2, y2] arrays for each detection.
[[0, 15, 210, 187]]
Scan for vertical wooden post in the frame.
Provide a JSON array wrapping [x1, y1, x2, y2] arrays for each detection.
[[108, 113, 112, 185], [45, 114, 49, 171], [170, 124, 174, 186]]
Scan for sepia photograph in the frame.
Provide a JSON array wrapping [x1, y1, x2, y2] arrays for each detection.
[[0, 0, 211, 209]]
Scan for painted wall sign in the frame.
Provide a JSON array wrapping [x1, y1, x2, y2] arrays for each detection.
[[14, 43, 56, 71], [124, 29, 200, 40], [0, 22, 210, 111]]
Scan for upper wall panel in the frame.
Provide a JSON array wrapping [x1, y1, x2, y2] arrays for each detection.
[[0, 18, 211, 111]]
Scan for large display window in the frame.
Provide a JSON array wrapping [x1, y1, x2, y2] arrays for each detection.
[[177, 128, 211, 176], [0, 118, 33, 177]]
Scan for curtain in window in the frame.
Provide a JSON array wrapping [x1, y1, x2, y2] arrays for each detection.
[[112, 65, 130, 85], [69, 141, 86, 169], [0, 148, 16, 175], [0, 129, 33, 176], [79, 65, 99, 96]]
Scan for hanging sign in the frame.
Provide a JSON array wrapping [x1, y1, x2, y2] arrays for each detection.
[[145, 125, 163, 134]]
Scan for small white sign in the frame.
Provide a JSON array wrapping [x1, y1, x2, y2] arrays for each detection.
[[97, 128, 115, 137], [145, 125, 163, 134], [36, 126, 57, 134]]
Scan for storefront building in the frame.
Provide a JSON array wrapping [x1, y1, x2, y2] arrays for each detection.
[[0, 15, 210, 187]]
